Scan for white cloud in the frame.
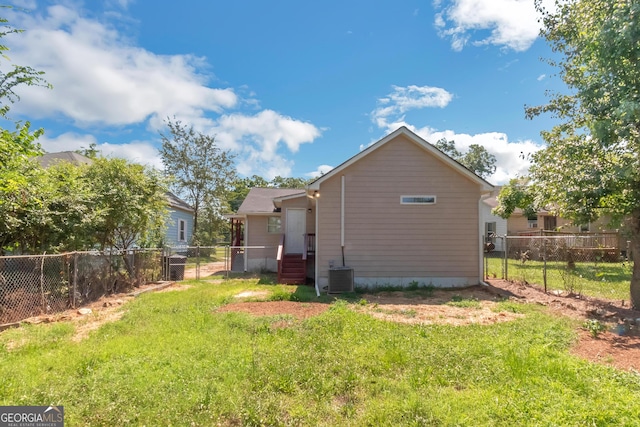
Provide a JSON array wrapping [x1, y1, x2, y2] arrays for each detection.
[[5, 5, 237, 128], [372, 85, 453, 128], [537, 74, 546, 81], [4, 4, 323, 179], [379, 119, 541, 184], [306, 164, 334, 178], [37, 132, 164, 169], [211, 110, 321, 179], [434, 0, 556, 52]]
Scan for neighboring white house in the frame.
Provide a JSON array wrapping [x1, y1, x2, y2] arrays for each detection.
[[480, 188, 507, 252]]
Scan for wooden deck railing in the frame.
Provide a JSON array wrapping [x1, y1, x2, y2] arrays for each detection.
[[302, 233, 315, 260]]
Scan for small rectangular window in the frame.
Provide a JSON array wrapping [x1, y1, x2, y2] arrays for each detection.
[[527, 214, 538, 229], [401, 195, 436, 205], [178, 219, 186, 242], [267, 216, 282, 233], [580, 223, 590, 232]]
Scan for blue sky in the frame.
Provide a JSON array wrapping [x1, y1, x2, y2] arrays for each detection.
[[4, 0, 561, 184]]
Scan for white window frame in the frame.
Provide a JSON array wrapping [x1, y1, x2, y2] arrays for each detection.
[[178, 219, 186, 242], [400, 195, 436, 205], [527, 215, 538, 229], [267, 216, 282, 234]]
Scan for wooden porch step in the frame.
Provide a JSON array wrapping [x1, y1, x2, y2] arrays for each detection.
[[279, 254, 306, 285]]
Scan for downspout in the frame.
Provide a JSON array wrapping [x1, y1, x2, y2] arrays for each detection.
[[244, 218, 249, 272], [341, 175, 345, 266], [314, 196, 320, 297]]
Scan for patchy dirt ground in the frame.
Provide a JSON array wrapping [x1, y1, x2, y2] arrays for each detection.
[[485, 279, 640, 371], [4, 274, 640, 372], [184, 261, 227, 279], [217, 301, 329, 319], [218, 280, 640, 372], [9, 281, 187, 342], [353, 291, 523, 326]]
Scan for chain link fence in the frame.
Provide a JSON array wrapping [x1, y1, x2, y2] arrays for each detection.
[[484, 235, 633, 296], [0, 249, 169, 324]]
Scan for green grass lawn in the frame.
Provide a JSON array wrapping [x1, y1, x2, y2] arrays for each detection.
[[2, 278, 640, 425], [486, 257, 633, 301]]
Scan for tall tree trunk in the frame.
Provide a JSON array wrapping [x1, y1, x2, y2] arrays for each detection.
[[630, 210, 640, 310]]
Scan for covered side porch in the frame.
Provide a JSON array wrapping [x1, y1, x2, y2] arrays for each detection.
[[227, 188, 318, 284]]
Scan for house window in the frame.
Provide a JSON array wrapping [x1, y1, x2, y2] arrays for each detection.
[[527, 214, 538, 229], [178, 219, 186, 242], [580, 223, 590, 232], [401, 195, 436, 205], [267, 216, 282, 233]]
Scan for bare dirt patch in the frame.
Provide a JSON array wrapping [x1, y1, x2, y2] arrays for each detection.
[[354, 287, 522, 326], [486, 279, 640, 371], [184, 261, 227, 279], [571, 329, 640, 371], [10, 282, 179, 343], [216, 301, 329, 319]]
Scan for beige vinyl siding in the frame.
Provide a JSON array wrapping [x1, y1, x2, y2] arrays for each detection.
[[317, 134, 481, 287], [245, 214, 280, 270]]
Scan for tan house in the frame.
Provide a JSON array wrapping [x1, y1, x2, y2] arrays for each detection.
[[230, 127, 494, 294]]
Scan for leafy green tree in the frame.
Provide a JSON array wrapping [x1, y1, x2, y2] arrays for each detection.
[[0, 122, 44, 253], [492, 178, 537, 219], [269, 176, 309, 189], [159, 119, 236, 243], [86, 157, 168, 250], [0, 9, 51, 119], [435, 138, 496, 178], [514, 0, 640, 307], [41, 161, 96, 252], [0, 11, 51, 253], [434, 138, 461, 160], [228, 175, 270, 212]]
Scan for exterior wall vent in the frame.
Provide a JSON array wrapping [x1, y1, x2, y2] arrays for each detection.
[[328, 267, 354, 293]]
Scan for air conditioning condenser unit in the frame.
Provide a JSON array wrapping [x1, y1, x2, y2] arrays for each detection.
[[328, 267, 354, 293]]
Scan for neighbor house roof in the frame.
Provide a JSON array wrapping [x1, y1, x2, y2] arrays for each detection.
[[166, 191, 194, 213], [308, 126, 494, 193], [237, 188, 306, 214], [37, 151, 93, 168]]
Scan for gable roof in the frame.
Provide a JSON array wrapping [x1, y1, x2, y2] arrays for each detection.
[[37, 151, 93, 168], [308, 126, 494, 192], [238, 188, 306, 214], [166, 191, 194, 213]]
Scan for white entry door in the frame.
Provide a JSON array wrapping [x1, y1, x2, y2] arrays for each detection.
[[285, 208, 306, 254]]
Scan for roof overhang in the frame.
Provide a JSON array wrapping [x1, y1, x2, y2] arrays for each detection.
[[307, 126, 494, 194], [224, 213, 246, 220], [272, 191, 306, 208]]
